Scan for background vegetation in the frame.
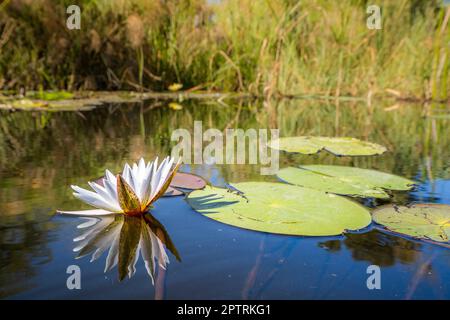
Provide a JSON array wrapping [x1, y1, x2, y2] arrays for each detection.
[[0, 0, 448, 100]]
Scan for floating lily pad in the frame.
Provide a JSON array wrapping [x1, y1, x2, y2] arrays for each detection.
[[277, 165, 415, 199], [278, 167, 388, 198], [302, 165, 415, 191], [268, 136, 387, 156], [187, 182, 371, 236], [372, 204, 450, 243], [171, 172, 207, 190]]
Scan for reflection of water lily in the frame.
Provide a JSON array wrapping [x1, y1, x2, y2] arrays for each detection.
[[74, 214, 180, 282], [58, 157, 180, 216]]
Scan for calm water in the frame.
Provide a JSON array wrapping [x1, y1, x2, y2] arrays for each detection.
[[0, 99, 449, 300]]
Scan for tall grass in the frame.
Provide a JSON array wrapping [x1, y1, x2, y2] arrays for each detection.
[[0, 0, 447, 99]]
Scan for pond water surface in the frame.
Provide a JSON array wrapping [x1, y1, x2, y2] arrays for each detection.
[[0, 99, 449, 299]]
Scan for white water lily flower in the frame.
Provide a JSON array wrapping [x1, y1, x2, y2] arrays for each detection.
[[58, 156, 180, 216]]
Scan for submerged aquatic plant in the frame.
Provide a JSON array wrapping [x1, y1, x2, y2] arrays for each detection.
[[58, 157, 180, 216]]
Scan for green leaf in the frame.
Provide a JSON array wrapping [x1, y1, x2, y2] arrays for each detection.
[[302, 165, 415, 191], [268, 136, 387, 156], [277, 165, 415, 199], [372, 204, 450, 243], [277, 167, 388, 198], [187, 182, 371, 236]]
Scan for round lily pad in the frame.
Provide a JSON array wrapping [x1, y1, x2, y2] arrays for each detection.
[[301, 165, 415, 191], [268, 136, 387, 156], [372, 204, 450, 243], [171, 172, 207, 190], [186, 182, 371, 236], [277, 165, 415, 199]]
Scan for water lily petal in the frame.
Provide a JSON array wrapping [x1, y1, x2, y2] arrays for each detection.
[[149, 157, 169, 200], [146, 160, 180, 208], [104, 169, 119, 202], [156, 157, 174, 194], [57, 209, 114, 216], [122, 163, 134, 190], [71, 185, 122, 212], [140, 160, 155, 206], [88, 181, 121, 212]]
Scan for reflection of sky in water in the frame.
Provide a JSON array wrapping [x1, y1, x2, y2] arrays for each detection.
[[411, 179, 450, 205]]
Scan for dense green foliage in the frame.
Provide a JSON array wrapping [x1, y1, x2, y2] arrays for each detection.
[[0, 0, 448, 99]]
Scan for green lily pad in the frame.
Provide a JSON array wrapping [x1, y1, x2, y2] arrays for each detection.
[[186, 182, 371, 236], [372, 204, 450, 243], [277, 165, 415, 199], [268, 136, 387, 156], [302, 165, 415, 191]]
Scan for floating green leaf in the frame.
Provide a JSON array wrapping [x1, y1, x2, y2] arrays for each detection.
[[372, 204, 450, 243], [278, 167, 388, 198], [187, 182, 371, 236], [301, 165, 415, 191], [268, 136, 387, 156], [277, 165, 415, 199]]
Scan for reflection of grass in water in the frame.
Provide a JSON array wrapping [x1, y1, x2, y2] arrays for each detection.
[[1, 98, 449, 203], [0, 0, 447, 99]]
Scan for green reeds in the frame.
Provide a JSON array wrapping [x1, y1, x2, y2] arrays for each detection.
[[0, 0, 447, 100]]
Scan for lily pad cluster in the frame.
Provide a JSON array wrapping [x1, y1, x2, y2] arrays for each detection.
[[182, 135, 449, 246]]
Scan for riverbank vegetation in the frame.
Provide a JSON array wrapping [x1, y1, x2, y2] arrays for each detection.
[[0, 0, 448, 101]]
